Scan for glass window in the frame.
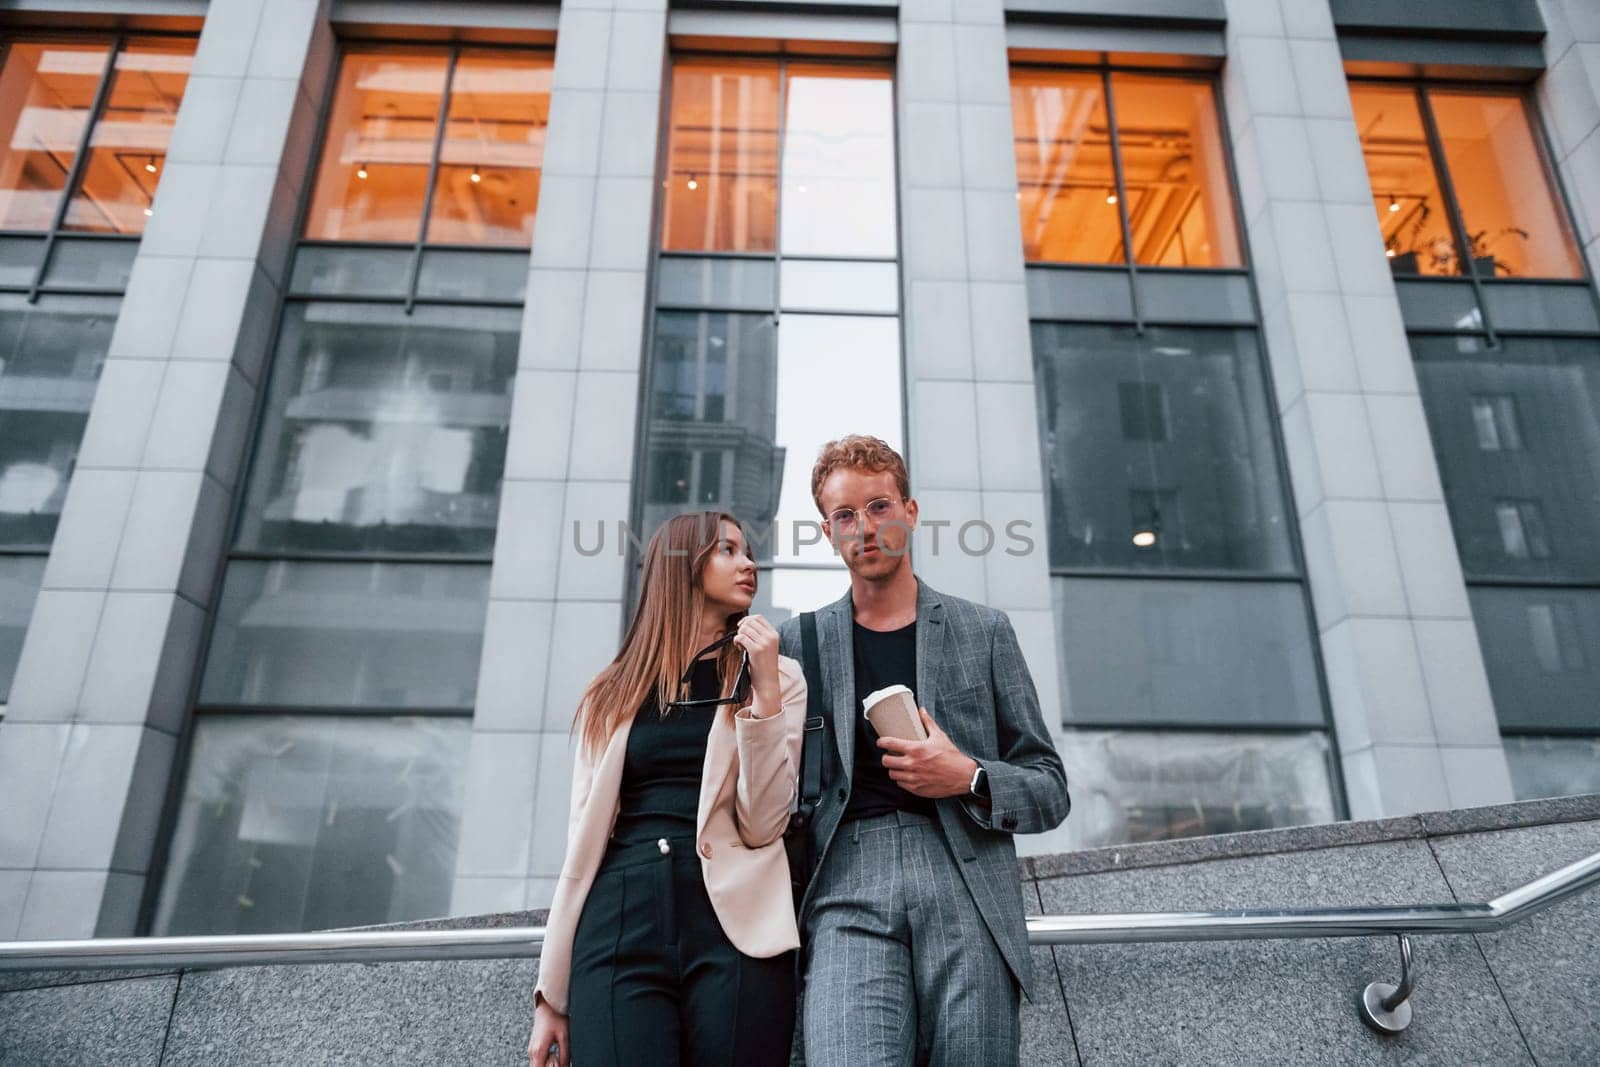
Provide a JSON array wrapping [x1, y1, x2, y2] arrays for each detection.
[[1110, 74, 1241, 268], [1012, 70, 1119, 265], [1504, 735, 1600, 802], [660, 59, 895, 257], [1410, 336, 1600, 581], [1032, 324, 1294, 572], [1468, 587, 1599, 734], [304, 46, 552, 246], [151, 715, 469, 935], [778, 65, 896, 257], [661, 59, 780, 253], [1011, 70, 1240, 268], [199, 561, 490, 709], [1054, 727, 1336, 850], [1429, 92, 1581, 280], [0, 555, 46, 701], [1054, 577, 1323, 728], [63, 38, 193, 234], [0, 42, 110, 231], [424, 49, 549, 247], [0, 294, 119, 548], [305, 50, 447, 242], [644, 56, 900, 620], [1351, 83, 1581, 279], [231, 303, 518, 556], [639, 308, 902, 568]]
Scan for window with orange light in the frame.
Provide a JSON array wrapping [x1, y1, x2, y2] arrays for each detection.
[[0, 36, 194, 235], [304, 46, 551, 246], [1011, 68, 1241, 268], [1350, 83, 1581, 279], [659, 58, 896, 256]]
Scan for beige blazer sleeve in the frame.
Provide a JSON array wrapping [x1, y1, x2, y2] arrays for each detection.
[[731, 656, 807, 848]]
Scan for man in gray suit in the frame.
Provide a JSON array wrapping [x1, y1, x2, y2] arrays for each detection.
[[776, 434, 1070, 1067]]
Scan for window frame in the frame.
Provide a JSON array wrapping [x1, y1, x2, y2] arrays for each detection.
[[1015, 58, 1346, 827], [1010, 61, 1249, 281], [1349, 75, 1600, 345], [628, 51, 909, 617]]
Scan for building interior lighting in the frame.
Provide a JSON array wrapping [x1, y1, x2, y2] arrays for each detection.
[[356, 162, 368, 180]]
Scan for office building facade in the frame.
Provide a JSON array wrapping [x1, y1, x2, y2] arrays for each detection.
[[1, 0, 1597, 939]]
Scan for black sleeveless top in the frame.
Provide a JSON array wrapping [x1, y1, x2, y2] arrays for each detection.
[[611, 657, 723, 844]]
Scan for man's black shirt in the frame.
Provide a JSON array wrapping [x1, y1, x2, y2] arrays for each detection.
[[845, 620, 937, 821]]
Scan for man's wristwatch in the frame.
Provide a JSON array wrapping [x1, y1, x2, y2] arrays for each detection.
[[968, 763, 990, 800]]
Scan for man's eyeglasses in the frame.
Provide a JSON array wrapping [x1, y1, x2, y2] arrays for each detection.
[[665, 631, 751, 711], [827, 496, 899, 533]]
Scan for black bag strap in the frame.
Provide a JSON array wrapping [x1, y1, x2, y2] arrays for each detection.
[[795, 611, 826, 825]]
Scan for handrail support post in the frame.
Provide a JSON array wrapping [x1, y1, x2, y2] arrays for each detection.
[[1359, 934, 1415, 1035]]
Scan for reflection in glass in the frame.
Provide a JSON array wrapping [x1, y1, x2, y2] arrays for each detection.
[[1411, 336, 1600, 580], [0, 555, 46, 700], [0, 42, 111, 231], [748, 566, 850, 629], [1032, 324, 1293, 571], [779, 259, 898, 314], [1055, 728, 1335, 850], [0, 294, 119, 547], [661, 59, 780, 253], [1430, 92, 1581, 279], [233, 303, 518, 555], [640, 311, 901, 564], [656, 256, 775, 310], [425, 49, 551, 246], [780, 65, 896, 257], [1012, 70, 1120, 264], [64, 38, 194, 234], [152, 714, 469, 935], [1054, 577, 1322, 727], [1350, 84, 1458, 275], [200, 561, 490, 708], [39, 236, 138, 289], [1468, 587, 1599, 733], [1504, 735, 1600, 802], [1110, 74, 1240, 267], [304, 50, 448, 242], [289, 246, 414, 298], [414, 248, 528, 302]]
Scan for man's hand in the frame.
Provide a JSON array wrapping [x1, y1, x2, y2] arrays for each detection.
[[877, 708, 979, 799]]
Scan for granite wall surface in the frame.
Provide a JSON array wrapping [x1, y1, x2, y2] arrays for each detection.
[[2, 795, 1597, 1065]]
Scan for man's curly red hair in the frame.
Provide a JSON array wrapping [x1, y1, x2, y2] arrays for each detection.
[[809, 434, 912, 515]]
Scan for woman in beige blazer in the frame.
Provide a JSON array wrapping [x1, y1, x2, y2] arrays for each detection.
[[527, 510, 807, 1067]]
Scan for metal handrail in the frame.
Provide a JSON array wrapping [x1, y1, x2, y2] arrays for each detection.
[[2, 849, 1596, 1035]]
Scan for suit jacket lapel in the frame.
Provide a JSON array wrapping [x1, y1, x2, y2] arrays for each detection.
[[821, 588, 856, 772], [914, 577, 946, 720]]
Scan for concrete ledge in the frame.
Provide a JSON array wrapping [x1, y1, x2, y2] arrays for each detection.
[[1023, 793, 1600, 880]]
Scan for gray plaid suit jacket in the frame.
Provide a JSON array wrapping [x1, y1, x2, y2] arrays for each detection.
[[777, 576, 1070, 995]]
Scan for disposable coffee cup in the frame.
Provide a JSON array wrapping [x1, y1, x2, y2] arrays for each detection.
[[863, 684, 927, 742]]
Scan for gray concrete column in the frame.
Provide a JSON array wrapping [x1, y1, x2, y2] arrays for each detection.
[[0, 0, 333, 938], [1221, 0, 1512, 819], [1538, 1, 1600, 277], [898, 0, 1071, 855], [451, 0, 666, 915]]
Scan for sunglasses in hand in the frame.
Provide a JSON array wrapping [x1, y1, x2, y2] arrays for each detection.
[[666, 630, 752, 711]]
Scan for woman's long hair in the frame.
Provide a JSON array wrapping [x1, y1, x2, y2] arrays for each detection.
[[574, 511, 748, 756]]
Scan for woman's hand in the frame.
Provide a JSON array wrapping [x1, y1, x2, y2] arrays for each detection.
[[528, 1000, 569, 1067], [733, 613, 781, 715]]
